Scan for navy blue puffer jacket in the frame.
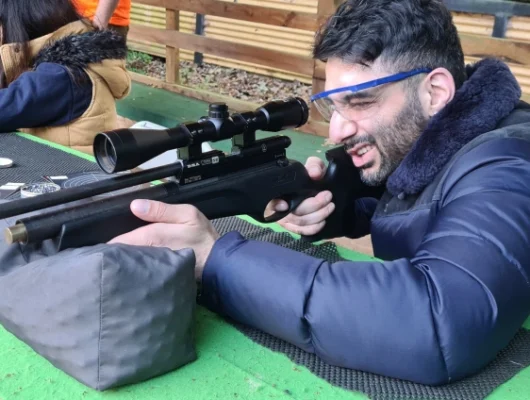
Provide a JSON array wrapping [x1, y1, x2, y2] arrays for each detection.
[[199, 58, 530, 385]]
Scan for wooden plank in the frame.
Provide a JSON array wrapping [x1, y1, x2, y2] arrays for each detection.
[[320, 0, 338, 19], [129, 24, 314, 76], [299, 117, 329, 138], [313, 60, 326, 80], [310, 0, 336, 122], [310, 76, 325, 121], [165, 8, 180, 84], [311, 59, 327, 121], [129, 71, 329, 137], [133, 0, 319, 31], [459, 33, 530, 65]]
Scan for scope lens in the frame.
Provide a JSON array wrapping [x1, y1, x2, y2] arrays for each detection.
[[94, 134, 117, 173]]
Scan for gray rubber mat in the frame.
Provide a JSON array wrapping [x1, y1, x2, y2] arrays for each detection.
[[0, 133, 99, 184], [2, 132, 529, 400]]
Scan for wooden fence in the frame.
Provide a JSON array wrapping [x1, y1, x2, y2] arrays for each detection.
[[446, 0, 530, 98], [127, 0, 530, 137], [128, 0, 338, 137], [128, 0, 318, 83]]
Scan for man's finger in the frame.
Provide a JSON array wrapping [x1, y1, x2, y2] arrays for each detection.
[[283, 220, 326, 236], [264, 199, 289, 219], [130, 200, 201, 224], [273, 199, 289, 212], [108, 223, 166, 247], [305, 157, 326, 180], [291, 191, 332, 216], [289, 202, 335, 227]]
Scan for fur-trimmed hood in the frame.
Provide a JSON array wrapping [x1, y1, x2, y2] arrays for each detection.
[[34, 29, 127, 71], [386, 58, 522, 196], [33, 27, 129, 99]]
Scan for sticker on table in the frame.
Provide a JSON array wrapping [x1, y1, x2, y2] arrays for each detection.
[[43, 171, 153, 198], [0, 182, 25, 199], [43, 172, 112, 188]]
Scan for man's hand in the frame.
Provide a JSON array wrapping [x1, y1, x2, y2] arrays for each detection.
[[267, 157, 335, 236], [92, 16, 108, 30], [92, 0, 120, 30], [108, 200, 220, 280]]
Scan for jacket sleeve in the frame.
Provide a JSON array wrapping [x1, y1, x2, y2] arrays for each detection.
[[0, 62, 92, 133], [199, 137, 530, 385]]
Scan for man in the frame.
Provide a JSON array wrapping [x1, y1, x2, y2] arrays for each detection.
[[110, 0, 530, 385], [73, 0, 130, 38]]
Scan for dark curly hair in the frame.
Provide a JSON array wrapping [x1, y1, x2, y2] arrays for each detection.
[[313, 0, 467, 89]]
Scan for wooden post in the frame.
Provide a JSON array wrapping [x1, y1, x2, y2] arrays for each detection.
[[165, 8, 180, 84], [310, 0, 337, 123], [127, 0, 337, 137]]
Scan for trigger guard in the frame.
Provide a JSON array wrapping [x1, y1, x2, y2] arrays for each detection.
[[263, 210, 290, 223], [262, 193, 308, 223]]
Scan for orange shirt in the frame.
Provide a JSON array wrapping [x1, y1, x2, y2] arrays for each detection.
[[74, 0, 131, 27]]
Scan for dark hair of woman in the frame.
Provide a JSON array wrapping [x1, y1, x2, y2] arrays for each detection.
[[0, 0, 82, 84]]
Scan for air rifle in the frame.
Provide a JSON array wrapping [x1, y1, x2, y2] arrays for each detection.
[[1, 97, 385, 251]]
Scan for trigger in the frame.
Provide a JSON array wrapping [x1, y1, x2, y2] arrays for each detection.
[[263, 194, 297, 222], [263, 193, 308, 223], [264, 209, 290, 222]]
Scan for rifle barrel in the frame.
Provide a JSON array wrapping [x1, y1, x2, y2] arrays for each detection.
[[6, 181, 181, 246], [0, 162, 182, 220]]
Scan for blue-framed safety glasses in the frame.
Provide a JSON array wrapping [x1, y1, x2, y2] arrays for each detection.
[[310, 68, 431, 121]]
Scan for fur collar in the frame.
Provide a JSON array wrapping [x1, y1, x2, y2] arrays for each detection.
[[0, 21, 127, 85], [34, 29, 127, 77], [386, 58, 521, 196]]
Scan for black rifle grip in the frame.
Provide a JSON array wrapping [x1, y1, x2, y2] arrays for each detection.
[[301, 146, 384, 243]]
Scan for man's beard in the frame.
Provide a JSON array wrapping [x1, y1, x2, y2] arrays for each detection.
[[345, 90, 430, 186]]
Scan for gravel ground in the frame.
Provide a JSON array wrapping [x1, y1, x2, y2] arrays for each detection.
[[127, 54, 313, 105]]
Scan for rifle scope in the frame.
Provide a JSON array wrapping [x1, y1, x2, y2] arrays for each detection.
[[94, 97, 309, 174]]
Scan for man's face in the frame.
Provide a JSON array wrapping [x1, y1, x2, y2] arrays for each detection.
[[325, 58, 430, 186]]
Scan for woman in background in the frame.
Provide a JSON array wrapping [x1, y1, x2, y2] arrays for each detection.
[[0, 0, 131, 154]]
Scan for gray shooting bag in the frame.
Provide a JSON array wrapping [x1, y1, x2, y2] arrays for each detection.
[[0, 200, 198, 390]]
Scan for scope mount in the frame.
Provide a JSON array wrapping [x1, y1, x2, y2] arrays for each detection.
[[173, 102, 292, 186], [175, 101, 271, 162], [175, 102, 259, 163]]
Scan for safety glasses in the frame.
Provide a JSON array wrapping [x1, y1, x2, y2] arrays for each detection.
[[310, 68, 431, 122]]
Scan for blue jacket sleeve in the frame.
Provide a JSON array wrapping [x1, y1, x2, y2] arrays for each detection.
[[0, 62, 92, 133], [200, 137, 530, 385]]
